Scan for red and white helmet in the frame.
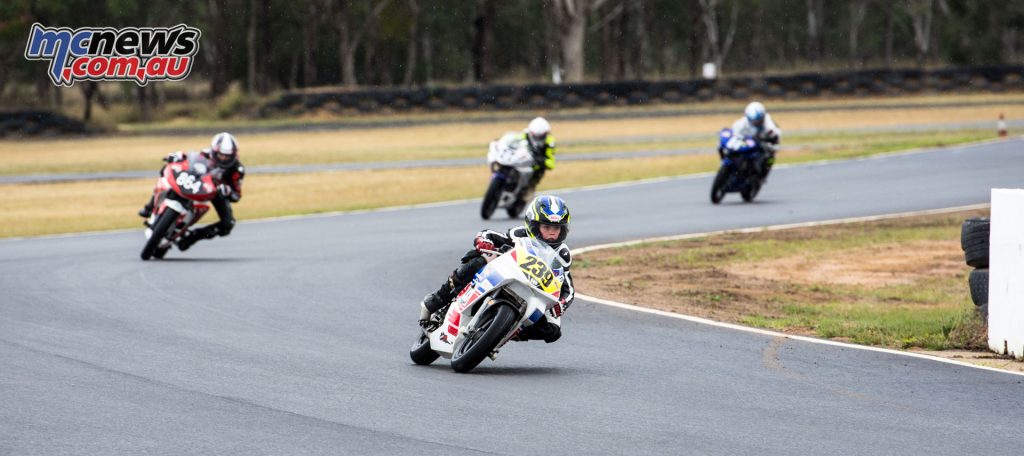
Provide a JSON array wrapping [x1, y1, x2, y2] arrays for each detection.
[[210, 132, 239, 168], [526, 117, 551, 149]]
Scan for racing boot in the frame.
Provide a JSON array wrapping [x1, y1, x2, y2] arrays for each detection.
[[138, 200, 154, 218], [176, 230, 199, 252], [176, 226, 217, 251], [419, 292, 447, 327]]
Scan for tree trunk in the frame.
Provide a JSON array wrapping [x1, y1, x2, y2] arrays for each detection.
[[884, 2, 895, 68], [848, 0, 868, 69], [136, 85, 149, 121], [805, 0, 823, 64], [472, 0, 496, 83], [688, 0, 701, 78], [551, 0, 601, 83], [302, 1, 319, 86], [421, 27, 433, 86], [81, 82, 96, 121], [698, 0, 737, 75], [402, 0, 419, 86], [362, 0, 380, 85], [247, 0, 259, 92], [906, 0, 934, 67], [1004, 27, 1018, 63], [596, 1, 623, 81], [207, 0, 229, 98], [327, 0, 358, 86]]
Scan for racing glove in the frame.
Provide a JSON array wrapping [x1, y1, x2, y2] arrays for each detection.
[[474, 235, 495, 253], [163, 152, 184, 162]]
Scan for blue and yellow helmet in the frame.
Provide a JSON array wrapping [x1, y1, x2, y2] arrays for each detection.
[[524, 195, 570, 246]]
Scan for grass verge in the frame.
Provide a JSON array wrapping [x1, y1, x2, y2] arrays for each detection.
[[573, 209, 990, 351]]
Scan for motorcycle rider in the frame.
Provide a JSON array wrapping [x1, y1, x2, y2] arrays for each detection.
[[723, 101, 782, 181], [522, 117, 557, 194], [138, 132, 245, 251], [419, 195, 574, 343]]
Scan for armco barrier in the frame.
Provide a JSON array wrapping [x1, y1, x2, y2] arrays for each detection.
[[261, 65, 1024, 117], [0, 110, 88, 138], [989, 189, 1024, 360]]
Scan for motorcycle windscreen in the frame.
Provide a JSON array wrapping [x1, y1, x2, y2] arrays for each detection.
[[515, 238, 564, 296]]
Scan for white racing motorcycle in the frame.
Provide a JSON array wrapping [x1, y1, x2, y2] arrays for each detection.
[[411, 236, 564, 373], [481, 132, 536, 220]]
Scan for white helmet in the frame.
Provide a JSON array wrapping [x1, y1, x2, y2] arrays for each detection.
[[744, 102, 766, 127], [210, 132, 239, 168], [526, 117, 551, 149]]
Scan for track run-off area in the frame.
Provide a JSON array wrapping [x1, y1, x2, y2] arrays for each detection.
[[2, 138, 1023, 455]]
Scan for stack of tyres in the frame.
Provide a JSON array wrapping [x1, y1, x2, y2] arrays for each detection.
[[961, 218, 990, 318]]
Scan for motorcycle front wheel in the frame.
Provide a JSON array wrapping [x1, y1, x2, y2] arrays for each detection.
[[710, 166, 730, 204], [480, 177, 503, 220], [410, 329, 440, 365], [450, 303, 517, 373], [141, 209, 177, 260]]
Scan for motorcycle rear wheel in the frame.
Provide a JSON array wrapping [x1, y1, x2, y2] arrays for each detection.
[[741, 180, 761, 202], [480, 178, 503, 220], [506, 198, 526, 218], [450, 303, 517, 373], [141, 209, 177, 260]]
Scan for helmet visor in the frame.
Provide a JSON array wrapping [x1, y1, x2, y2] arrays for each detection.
[[214, 151, 236, 167]]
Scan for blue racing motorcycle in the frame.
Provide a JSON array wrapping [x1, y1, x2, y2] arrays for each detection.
[[710, 128, 770, 204]]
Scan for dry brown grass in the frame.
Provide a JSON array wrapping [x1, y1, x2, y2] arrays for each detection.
[[0, 154, 721, 238], [572, 209, 991, 350], [3, 94, 1021, 176]]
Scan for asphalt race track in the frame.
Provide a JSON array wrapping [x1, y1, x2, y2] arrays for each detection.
[[2, 139, 1023, 455]]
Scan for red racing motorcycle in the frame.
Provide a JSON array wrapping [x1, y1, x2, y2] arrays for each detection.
[[140, 152, 219, 260]]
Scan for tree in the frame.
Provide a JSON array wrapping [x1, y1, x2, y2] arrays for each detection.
[[697, 0, 738, 75], [848, 0, 870, 69], [471, 0, 496, 83], [323, 0, 391, 87], [402, 0, 420, 86], [302, 0, 320, 86], [550, 0, 607, 83], [204, 0, 231, 98], [905, 0, 949, 66], [805, 0, 823, 64]]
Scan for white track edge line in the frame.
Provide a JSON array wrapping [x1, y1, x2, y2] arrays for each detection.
[[572, 203, 1024, 377]]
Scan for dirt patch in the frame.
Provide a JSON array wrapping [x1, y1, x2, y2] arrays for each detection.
[[724, 239, 965, 287], [575, 209, 1021, 372]]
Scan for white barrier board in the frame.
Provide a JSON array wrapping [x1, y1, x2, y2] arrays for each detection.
[[989, 189, 1024, 358]]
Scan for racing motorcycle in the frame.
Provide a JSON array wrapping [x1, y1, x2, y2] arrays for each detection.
[[411, 236, 564, 373], [710, 128, 771, 204], [140, 152, 219, 260], [481, 132, 536, 220]]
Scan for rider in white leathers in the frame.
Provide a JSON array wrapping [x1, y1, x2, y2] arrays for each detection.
[[728, 101, 782, 181]]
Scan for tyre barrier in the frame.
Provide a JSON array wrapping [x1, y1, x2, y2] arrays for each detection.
[[961, 217, 990, 269], [0, 110, 89, 138], [969, 268, 989, 307], [262, 65, 1024, 117], [961, 217, 991, 317]]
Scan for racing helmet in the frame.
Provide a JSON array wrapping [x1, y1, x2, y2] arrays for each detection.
[[744, 102, 766, 127], [210, 132, 239, 168], [524, 195, 570, 247], [526, 117, 551, 150]]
